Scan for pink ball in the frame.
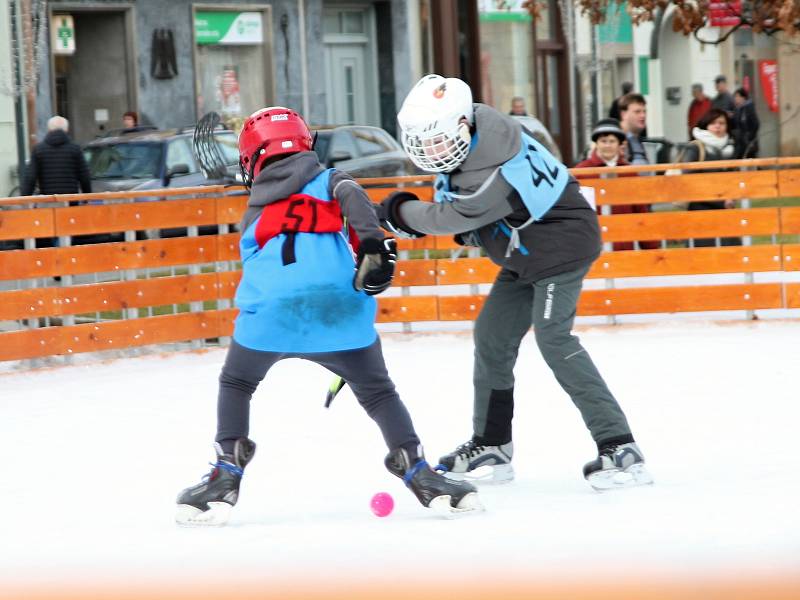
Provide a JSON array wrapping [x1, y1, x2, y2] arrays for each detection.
[[370, 492, 394, 517]]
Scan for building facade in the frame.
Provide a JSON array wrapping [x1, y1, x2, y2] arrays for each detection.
[[35, 0, 418, 143], [580, 1, 792, 158]]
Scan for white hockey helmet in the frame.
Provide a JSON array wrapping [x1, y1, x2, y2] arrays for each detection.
[[397, 74, 474, 173]]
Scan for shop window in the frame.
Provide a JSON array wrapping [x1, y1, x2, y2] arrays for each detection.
[[194, 9, 272, 129], [324, 10, 365, 34], [477, 2, 536, 117]]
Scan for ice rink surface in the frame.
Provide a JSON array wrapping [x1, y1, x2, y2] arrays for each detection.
[[2, 320, 799, 591]]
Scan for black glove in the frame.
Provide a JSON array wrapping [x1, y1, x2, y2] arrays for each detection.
[[353, 238, 397, 296], [378, 191, 426, 239]]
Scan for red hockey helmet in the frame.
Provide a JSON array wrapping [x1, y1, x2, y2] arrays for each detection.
[[238, 106, 313, 186]]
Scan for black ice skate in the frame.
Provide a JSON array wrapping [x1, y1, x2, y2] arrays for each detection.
[[583, 442, 653, 491], [385, 446, 483, 517], [175, 437, 256, 526], [437, 439, 514, 484]]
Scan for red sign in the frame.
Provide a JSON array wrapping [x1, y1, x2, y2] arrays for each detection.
[[709, 1, 741, 27], [758, 60, 779, 113]]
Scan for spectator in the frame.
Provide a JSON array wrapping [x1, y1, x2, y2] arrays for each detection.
[[711, 75, 735, 116], [609, 81, 633, 121], [574, 118, 659, 251], [21, 116, 91, 197], [679, 108, 738, 247], [732, 87, 760, 158], [20, 115, 92, 249], [509, 96, 528, 116], [122, 111, 139, 131], [687, 83, 712, 139], [619, 93, 649, 165]]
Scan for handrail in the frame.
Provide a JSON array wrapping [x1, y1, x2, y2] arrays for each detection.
[[0, 184, 238, 207]]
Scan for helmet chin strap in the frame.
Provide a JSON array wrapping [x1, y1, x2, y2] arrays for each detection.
[[240, 146, 266, 188]]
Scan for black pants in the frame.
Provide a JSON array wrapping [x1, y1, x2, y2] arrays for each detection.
[[216, 338, 420, 453]]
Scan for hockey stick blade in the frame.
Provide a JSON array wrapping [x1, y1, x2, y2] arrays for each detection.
[[325, 376, 347, 408]]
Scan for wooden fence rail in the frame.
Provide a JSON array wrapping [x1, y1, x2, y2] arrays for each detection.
[[1, 159, 799, 363]]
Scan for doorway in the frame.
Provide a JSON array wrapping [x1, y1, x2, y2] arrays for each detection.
[[535, 49, 572, 162], [323, 6, 379, 126], [534, 0, 573, 163], [51, 9, 136, 143]]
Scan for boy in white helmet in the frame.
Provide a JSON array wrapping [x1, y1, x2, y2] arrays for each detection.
[[379, 75, 652, 491]]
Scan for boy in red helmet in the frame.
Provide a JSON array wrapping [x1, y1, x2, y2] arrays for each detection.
[[176, 107, 480, 525]]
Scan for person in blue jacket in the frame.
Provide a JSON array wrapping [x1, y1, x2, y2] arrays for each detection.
[[176, 107, 479, 525], [379, 75, 652, 491]]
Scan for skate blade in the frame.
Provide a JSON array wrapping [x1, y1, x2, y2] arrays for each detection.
[[442, 463, 514, 485], [175, 501, 232, 526], [587, 463, 654, 492], [429, 492, 484, 518]]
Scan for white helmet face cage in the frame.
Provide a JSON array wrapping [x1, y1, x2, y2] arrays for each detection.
[[398, 75, 474, 173], [401, 123, 471, 173]]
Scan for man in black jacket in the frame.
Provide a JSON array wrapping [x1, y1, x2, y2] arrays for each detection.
[[21, 116, 92, 197], [733, 88, 760, 159]]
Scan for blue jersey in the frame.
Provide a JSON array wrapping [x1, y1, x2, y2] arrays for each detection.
[[233, 169, 378, 353]]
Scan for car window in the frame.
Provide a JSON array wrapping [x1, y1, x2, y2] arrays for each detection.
[[353, 127, 397, 156], [85, 143, 164, 179], [166, 139, 198, 173], [329, 130, 360, 162], [214, 131, 240, 166]]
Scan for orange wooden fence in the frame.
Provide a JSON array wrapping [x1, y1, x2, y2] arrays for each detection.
[[1, 157, 799, 363]]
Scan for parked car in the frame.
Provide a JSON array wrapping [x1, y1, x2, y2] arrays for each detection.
[[83, 127, 240, 193], [311, 125, 421, 178], [82, 127, 240, 241], [510, 115, 562, 163]]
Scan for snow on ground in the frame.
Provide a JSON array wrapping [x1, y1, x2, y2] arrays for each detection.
[[2, 320, 799, 591]]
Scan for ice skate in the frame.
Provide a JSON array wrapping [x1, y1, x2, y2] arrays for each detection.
[[175, 437, 256, 526], [437, 439, 514, 484], [385, 447, 483, 517], [583, 442, 653, 491]]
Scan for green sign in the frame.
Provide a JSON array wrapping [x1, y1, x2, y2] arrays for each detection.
[[477, 0, 532, 22], [51, 14, 75, 55], [638, 56, 650, 95], [195, 11, 263, 45], [57, 19, 73, 48], [598, 1, 633, 44]]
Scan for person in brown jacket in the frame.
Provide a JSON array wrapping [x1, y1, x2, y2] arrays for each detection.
[[574, 118, 659, 251]]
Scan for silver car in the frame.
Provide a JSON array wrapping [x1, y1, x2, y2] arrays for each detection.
[[511, 115, 562, 163]]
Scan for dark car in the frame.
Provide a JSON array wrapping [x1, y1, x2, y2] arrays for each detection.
[[311, 125, 420, 178], [83, 127, 240, 193], [81, 127, 241, 241]]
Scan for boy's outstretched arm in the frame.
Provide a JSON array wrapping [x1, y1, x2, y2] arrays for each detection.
[[380, 175, 518, 237]]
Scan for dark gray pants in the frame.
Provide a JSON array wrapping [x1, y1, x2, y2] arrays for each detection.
[[216, 338, 420, 453], [473, 266, 632, 447]]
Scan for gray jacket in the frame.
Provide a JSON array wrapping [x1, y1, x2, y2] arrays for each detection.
[[397, 104, 601, 283]]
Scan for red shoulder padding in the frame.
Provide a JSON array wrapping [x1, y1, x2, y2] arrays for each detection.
[[255, 194, 344, 249]]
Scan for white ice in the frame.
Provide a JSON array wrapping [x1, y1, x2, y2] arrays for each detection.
[[2, 320, 799, 588]]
